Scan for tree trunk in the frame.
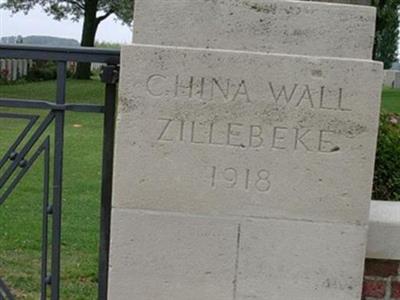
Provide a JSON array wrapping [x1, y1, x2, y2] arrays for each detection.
[[372, 0, 386, 61], [75, 0, 99, 80]]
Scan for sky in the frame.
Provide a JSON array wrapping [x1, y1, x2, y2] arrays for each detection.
[[0, 6, 132, 44]]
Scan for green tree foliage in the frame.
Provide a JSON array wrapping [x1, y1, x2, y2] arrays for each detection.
[[1, 0, 134, 79], [95, 40, 122, 49], [373, 0, 400, 69]]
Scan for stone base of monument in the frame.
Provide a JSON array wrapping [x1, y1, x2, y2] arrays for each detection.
[[109, 209, 367, 300]]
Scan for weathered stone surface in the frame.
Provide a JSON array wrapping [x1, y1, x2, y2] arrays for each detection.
[[367, 201, 400, 260], [114, 44, 382, 225], [302, 0, 371, 6], [110, 2, 383, 298], [133, 0, 376, 59], [108, 209, 238, 300], [108, 208, 367, 300], [237, 218, 367, 300]]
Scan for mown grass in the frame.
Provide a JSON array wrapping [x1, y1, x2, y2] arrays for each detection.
[[0, 80, 399, 299], [382, 87, 400, 113], [0, 79, 104, 299]]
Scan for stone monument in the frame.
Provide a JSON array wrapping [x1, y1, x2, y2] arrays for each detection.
[[109, 1, 383, 299]]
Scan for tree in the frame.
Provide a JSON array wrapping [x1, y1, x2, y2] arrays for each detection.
[[1, 0, 134, 79], [16, 35, 24, 44], [372, 0, 400, 69]]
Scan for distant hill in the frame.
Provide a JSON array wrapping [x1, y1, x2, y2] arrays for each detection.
[[1, 35, 80, 47]]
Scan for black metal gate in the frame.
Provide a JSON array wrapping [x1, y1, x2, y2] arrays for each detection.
[[0, 45, 120, 300]]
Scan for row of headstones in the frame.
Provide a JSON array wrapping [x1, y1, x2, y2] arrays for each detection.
[[384, 70, 400, 89], [0, 59, 32, 81], [108, 0, 383, 299]]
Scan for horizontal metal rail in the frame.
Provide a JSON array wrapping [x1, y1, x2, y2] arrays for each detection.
[[0, 44, 120, 64], [0, 98, 104, 113]]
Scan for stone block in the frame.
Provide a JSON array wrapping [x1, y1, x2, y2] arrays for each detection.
[[114, 44, 383, 225], [133, 0, 376, 59]]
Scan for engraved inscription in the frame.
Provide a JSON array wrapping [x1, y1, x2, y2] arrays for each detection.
[[211, 166, 271, 193], [269, 83, 350, 111], [142, 71, 361, 197], [174, 75, 251, 103], [157, 119, 341, 154], [145, 74, 352, 112]]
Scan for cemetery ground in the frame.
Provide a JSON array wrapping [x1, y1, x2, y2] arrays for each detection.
[[0, 79, 399, 299], [0, 80, 104, 299]]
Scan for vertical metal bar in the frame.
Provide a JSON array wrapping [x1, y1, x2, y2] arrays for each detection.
[[51, 61, 66, 300], [0, 278, 14, 300], [41, 139, 50, 300], [98, 65, 118, 300]]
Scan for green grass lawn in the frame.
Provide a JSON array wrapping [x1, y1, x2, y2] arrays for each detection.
[[0, 79, 104, 299], [0, 80, 399, 299], [382, 87, 400, 113]]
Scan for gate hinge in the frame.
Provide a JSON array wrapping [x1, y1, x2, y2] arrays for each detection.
[[101, 65, 119, 85]]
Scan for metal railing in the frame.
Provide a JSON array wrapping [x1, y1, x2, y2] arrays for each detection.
[[0, 44, 121, 300]]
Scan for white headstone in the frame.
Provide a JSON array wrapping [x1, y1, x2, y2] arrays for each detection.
[[109, 1, 383, 299], [6, 60, 12, 81], [11, 59, 18, 81], [0, 60, 5, 76], [22, 60, 28, 76], [384, 70, 400, 89]]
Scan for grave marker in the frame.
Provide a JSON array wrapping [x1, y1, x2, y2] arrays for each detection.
[[109, 1, 383, 299]]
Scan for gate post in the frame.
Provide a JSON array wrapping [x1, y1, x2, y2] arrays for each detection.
[[51, 61, 67, 300], [98, 64, 119, 300]]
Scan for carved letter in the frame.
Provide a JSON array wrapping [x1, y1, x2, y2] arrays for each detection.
[[294, 128, 312, 151], [249, 125, 264, 148], [191, 121, 206, 144], [175, 75, 194, 98], [179, 120, 185, 141], [272, 127, 288, 150], [200, 77, 206, 99], [338, 88, 352, 111], [320, 87, 352, 111], [319, 86, 334, 110], [232, 80, 251, 102], [227, 123, 244, 147], [209, 122, 224, 145], [269, 82, 298, 105], [211, 78, 230, 100], [158, 118, 174, 141], [318, 130, 340, 153], [296, 85, 314, 108], [147, 74, 167, 97]]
